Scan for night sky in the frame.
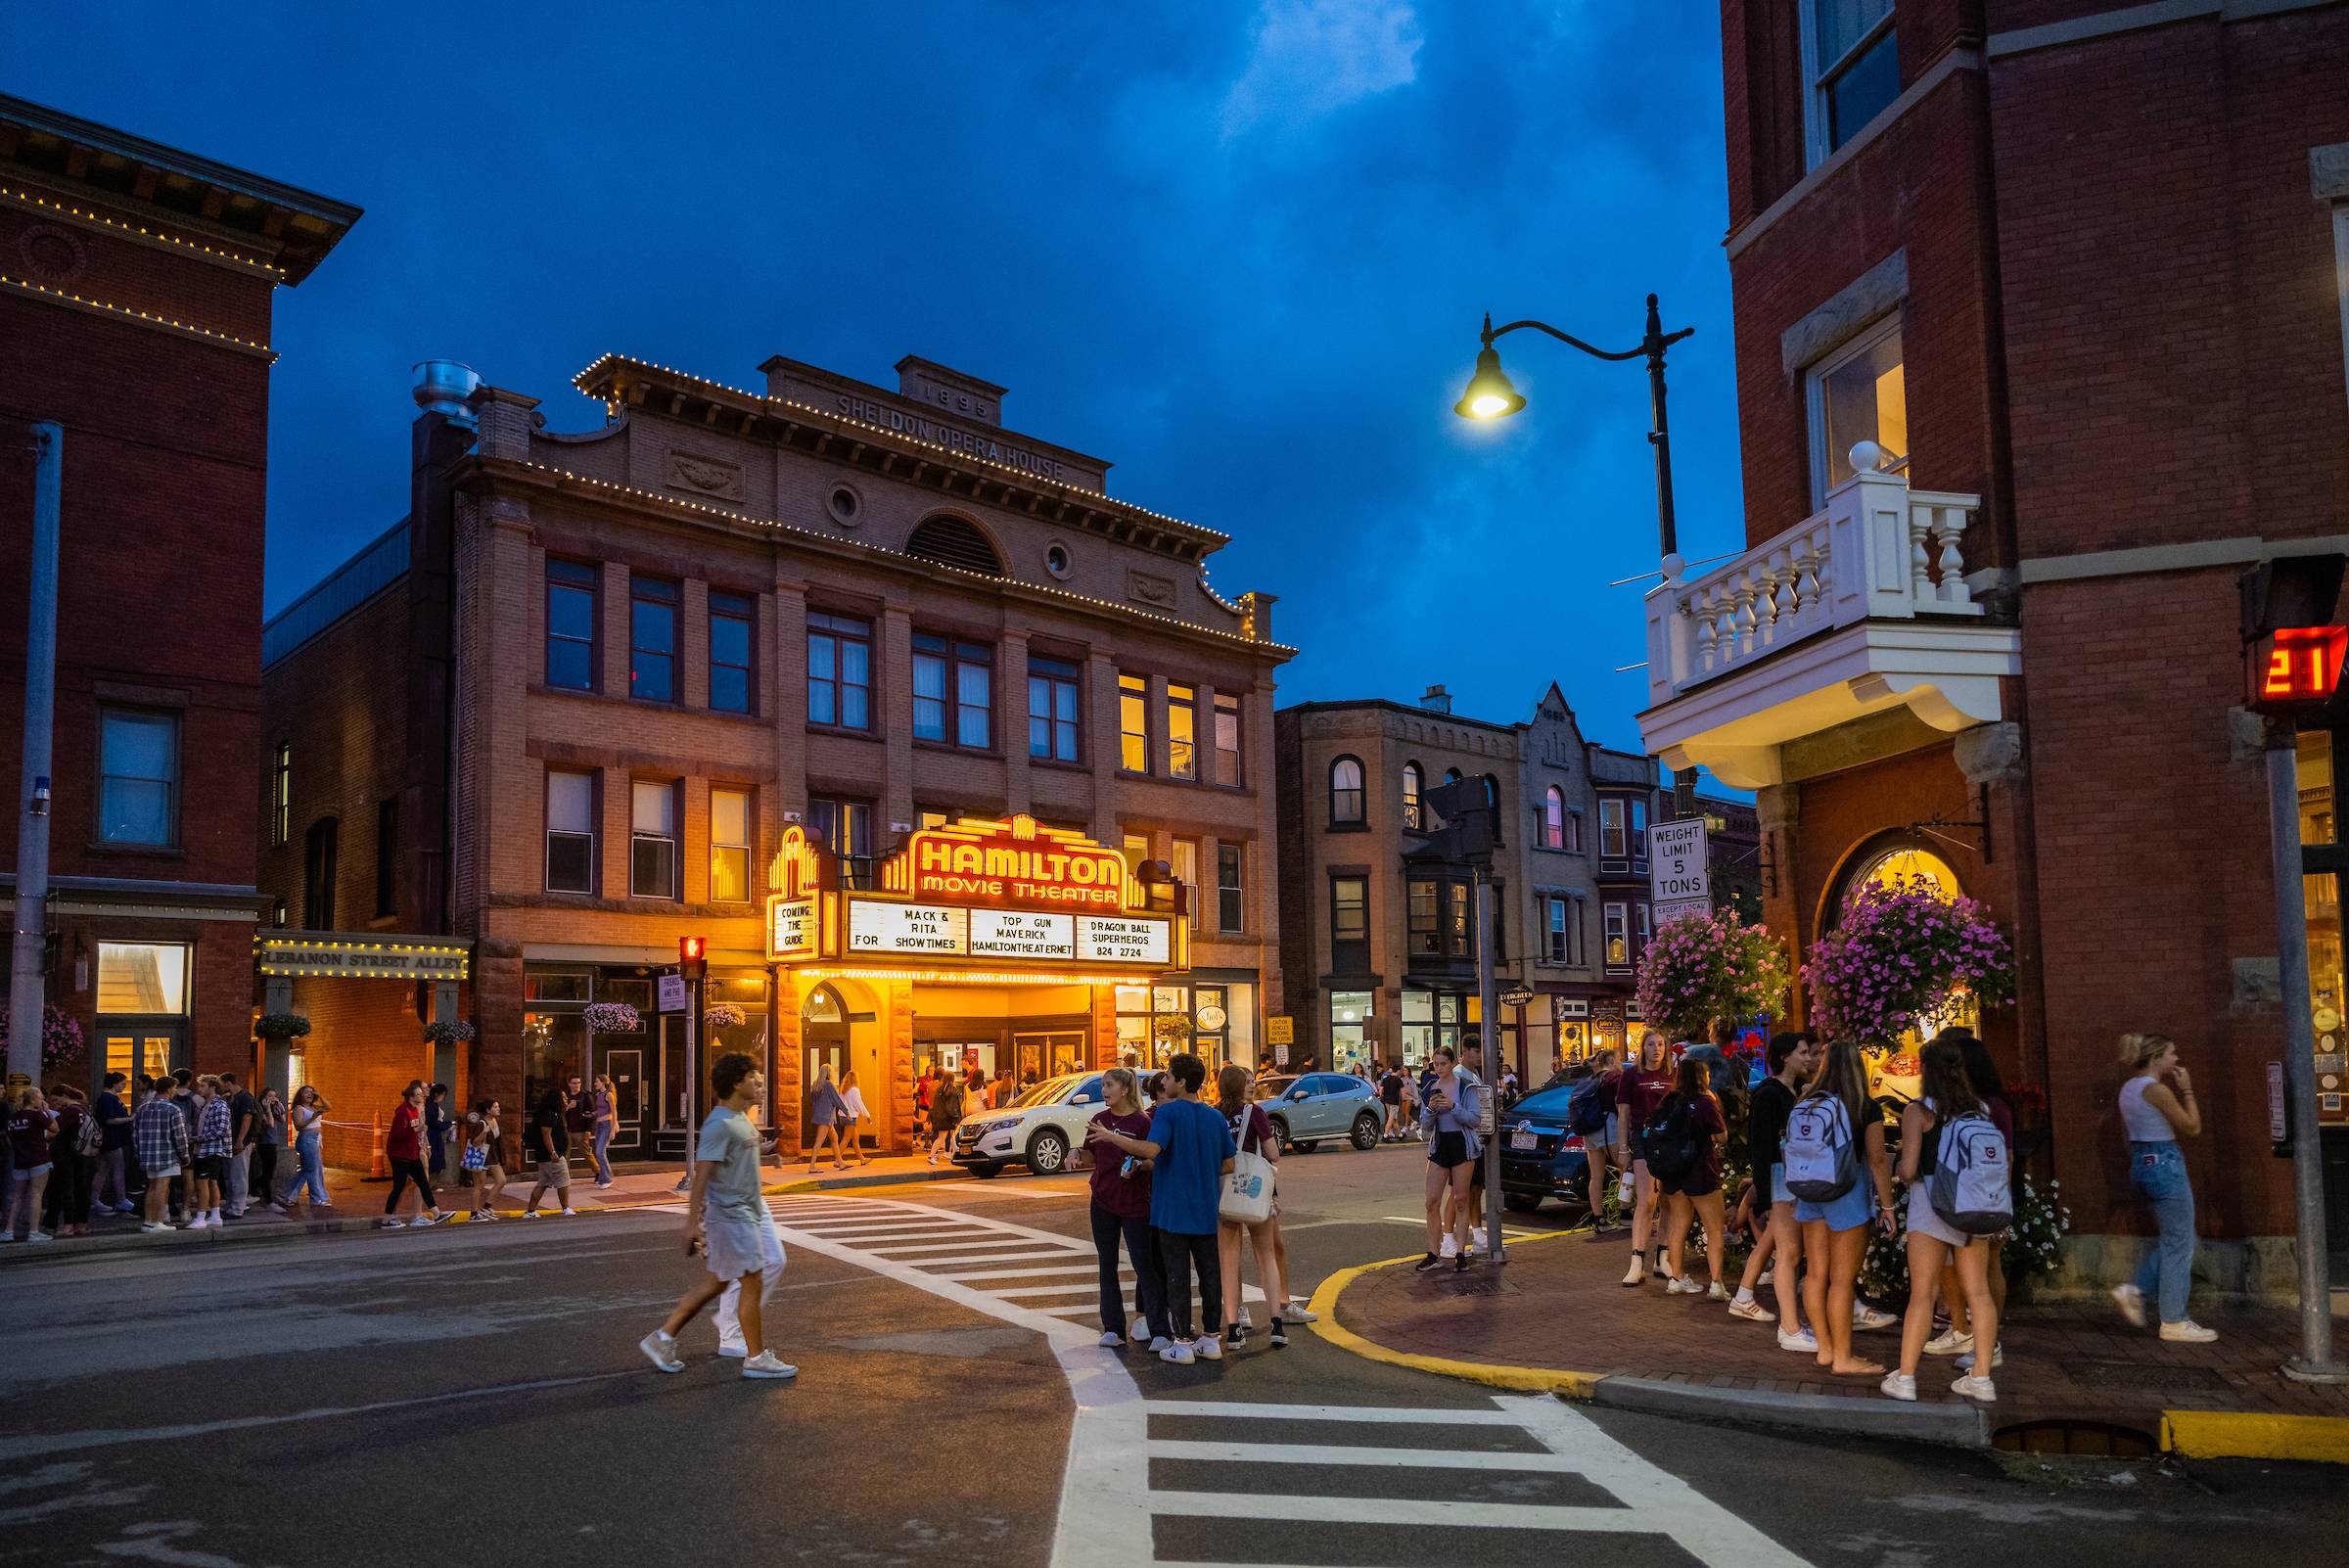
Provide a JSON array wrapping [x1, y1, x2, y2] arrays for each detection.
[[19, 1, 1743, 757]]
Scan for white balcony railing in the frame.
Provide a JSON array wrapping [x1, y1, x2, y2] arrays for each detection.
[[1646, 453, 1984, 708]]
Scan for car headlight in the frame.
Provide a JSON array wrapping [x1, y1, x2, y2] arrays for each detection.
[[981, 1118, 1017, 1134]]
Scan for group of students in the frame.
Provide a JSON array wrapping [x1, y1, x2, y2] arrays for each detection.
[[913, 1059, 1039, 1164], [1565, 1019, 2218, 1406]]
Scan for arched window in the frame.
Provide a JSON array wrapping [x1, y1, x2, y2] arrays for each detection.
[[1329, 756, 1364, 824], [1543, 786, 1566, 850], [1402, 762, 1423, 829]]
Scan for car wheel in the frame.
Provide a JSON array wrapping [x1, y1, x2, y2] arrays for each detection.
[[1350, 1114, 1380, 1151], [1504, 1193, 1543, 1213], [1266, 1117, 1290, 1153], [1027, 1129, 1069, 1176], [965, 1163, 1003, 1178], [1291, 1140, 1318, 1154]]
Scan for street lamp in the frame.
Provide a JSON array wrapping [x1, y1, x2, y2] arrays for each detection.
[[1454, 294, 1694, 561]]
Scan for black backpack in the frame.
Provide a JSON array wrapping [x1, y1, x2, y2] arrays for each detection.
[[1639, 1094, 1698, 1182], [1568, 1081, 1611, 1136]]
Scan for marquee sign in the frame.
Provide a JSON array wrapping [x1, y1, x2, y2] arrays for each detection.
[[256, 934, 471, 981], [765, 813, 1181, 973]]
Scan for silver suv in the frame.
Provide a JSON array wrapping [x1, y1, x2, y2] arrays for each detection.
[[1255, 1073, 1385, 1153]]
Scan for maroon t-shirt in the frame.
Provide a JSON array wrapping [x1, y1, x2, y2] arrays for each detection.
[[1087, 1108, 1153, 1220], [7, 1108, 55, 1167], [1620, 1067, 1675, 1147], [387, 1102, 424, 1161]]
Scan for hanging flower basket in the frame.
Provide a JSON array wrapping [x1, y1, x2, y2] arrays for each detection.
[[254, 1012, 312, 1040], [1151, 1013, 1194, 1045], [582, 1001, 641, 1034], [422, 1019, 477, 1046], [703, 1003, 746, 1030], [1802, 876, 2017, 1046], [0, 1004, 84, 1071], [1635, 908, 1789, 1042]]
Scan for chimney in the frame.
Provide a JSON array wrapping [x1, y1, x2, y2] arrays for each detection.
[[1422, 684, 1451, 715], [1240, 590, 1276, 643]]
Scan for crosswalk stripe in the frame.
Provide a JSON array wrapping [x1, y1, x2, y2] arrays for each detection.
[[933, 1264, 1103, 1282], [1149, 1494, 1639, 1530], [1146, 1440, 1585, 1470], [1140, 1400, 1527, 1424]]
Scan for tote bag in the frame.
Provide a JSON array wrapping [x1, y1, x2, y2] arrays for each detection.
[[1219, 1106, 1276, 1224]]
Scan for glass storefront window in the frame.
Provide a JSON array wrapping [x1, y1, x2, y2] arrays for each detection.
[[525, 969, 592, 1002], [1329, 990, 1372, 1075], [96, 942, 189, 1014]]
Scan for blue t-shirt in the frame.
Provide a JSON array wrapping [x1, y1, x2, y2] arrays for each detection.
[[1145, 1098, 1236, 1236]]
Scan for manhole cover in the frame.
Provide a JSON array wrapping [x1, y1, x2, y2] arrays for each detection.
[[1995, 1419, 2157, 1457], [2068, 1360, 2230, 1392], [1442, 1271, 1508, 1297]]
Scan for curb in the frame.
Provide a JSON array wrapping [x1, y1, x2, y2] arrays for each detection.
[[2161, 1409, 2349, 1465], [772, 1168, 975, 1194], [1306, 1229, 1602, 1400], [1589, 1375, 1988, 1447]]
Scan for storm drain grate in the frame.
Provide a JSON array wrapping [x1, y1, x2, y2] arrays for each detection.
[[1994, 1419, 2158, 1457]]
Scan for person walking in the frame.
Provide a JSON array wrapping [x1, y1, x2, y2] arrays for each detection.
[[1378, 1063, 1406, 1142], [641, 1051, 795, 1380], [251, 1086, 286, 1212], [3, 1087, 58, 1242], [1883, 1036, 2004, 1404], [1935, 1030, 2013, 1373], [1729, 1032, 1818, 1344], [1214, 1064, 1285, 1348], [805, 1064, 849, 1172], [463, 1098, 511, 1220], [188, 1076, 231, 1230], [381, 1082, 448, 1228], [133, 1077, 190, 1233], [523, 1082, 576, 1217], [589, 1075, 618, 1187], [1414, 1045, 1482, 1272], [41, 1086, 96, 1237], [94, 1072, 136, 1215], [424, 1084, 455, 1189], [925, 1070, 965, 1166], [1791, 1039, 1897, 1377], [219, 1073, 257, 1219], [838, 1069, 870, 1166], [1574, 1047, 1621, 1229], [1616, 1035, 1677, 1286], [272, 1085, 331, 1213], [1652, 1054, 1730, 1299], [1087, 1051, 1235, 1365], [1086, 1066, 1167, 1350], [2111, 1031, 2216, 1343]]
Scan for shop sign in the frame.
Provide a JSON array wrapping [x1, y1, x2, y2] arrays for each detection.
[[770, 898, 816, 958], [255, 935, 469, 981], [1499, 984, 1535, 1007], [841, 899, 1174, 968], [1265, 1016, 1295, 1046], [1197, 1004, 1228, 1031], [886, 815, 1128, 913]]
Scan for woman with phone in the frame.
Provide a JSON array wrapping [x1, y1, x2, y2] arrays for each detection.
[[2111, 1032, 2215, 1342]]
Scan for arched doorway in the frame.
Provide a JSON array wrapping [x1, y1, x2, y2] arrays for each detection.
[[1820, 834, 1976, 1099], [802, 983, 849, 1147]]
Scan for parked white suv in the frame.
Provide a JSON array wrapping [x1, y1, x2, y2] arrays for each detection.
[[950, 1072, 1108, 1177]]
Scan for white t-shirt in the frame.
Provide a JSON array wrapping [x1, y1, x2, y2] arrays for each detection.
[[842, 1086, 869, 1122]]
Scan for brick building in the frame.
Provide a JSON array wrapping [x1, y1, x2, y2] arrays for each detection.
[[0, 93, 354, 1094], [1640, 2, 2349, 1287], [1275, 683, 1662, 1083], [260, 349, 1289, 1164]]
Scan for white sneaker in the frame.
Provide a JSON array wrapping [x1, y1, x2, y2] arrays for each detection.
[[1159, 1340, 1196, 1364], [1195, 1334, 1223, 1360], [1439, 1233, 1459, 1260], [0, 1234, 15, 1244], [1880, 1371, 1917, 1402], [187, 1215, 209, 1230], [1666, 1275, 1703, 1295], [1237, 1305, 1253, 1328], [1852, 1304, 1898, 1331], [141, 1222, 170, 1233], [26, 1230, 52, 1243], [376, 1218, 402, 1229], [741, 1351, 797, 1379], [1777, 1326, 1819, 1354], [1471, 1227, 1489, 1253], [1757, 1268, 1774, 1287], [1956, 1345, 2004, 1371], [1149, 1336, 1173, 1354], [1285, 1305, 1318, 1323], [560, 1207, 576, 1217], [409, 1214, 437, 1227], [1923, 1328, 1972, 1357], [1130, 1315, 1150, 1342], [2111, 1284, 2147, 1329], [717, 1335, 749, 1359], [1727, 1297, 1776, 1323], [1098, 1331, 1126, 1349], [639, 1330, 684, 1373], [2160, 1319, 2219, 1344], [1950, 1373, 1998, 1403]]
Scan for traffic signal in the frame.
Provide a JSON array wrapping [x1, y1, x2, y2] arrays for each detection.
[[678, 935, 708, 981], [1420, 775, 1499, 862], [2242, 555, 2348, 715]]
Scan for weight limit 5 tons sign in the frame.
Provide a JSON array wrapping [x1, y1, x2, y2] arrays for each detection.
[[1648, 818, 1711, 925]]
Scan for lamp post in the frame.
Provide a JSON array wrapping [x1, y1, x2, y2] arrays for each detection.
[[1454, 294, 1694, 563]]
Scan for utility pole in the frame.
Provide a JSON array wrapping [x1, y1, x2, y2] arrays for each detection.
[[8, 423, 63, 1088]]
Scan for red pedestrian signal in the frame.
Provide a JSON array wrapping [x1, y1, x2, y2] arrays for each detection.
[[2248, 625, 2347, 711], [678, 935, 708, 980]]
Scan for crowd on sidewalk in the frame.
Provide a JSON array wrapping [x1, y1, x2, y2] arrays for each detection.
[[1532, 1020, 2216, 1408]]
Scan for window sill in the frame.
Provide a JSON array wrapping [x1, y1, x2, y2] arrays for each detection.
[[806, 722, 882, 743], [530, 683, 765, 725], [912, 739, 1001, 761], [86, 841, 185, 858], [1029, 755, 1089, 773], [1325, 821, 1370, 834]]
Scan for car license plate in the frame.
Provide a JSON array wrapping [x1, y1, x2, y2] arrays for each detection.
[[1509, 1128, 1538, 1152]]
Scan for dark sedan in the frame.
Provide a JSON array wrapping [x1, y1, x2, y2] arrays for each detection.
[[1496, 1082, 1594, 1215]]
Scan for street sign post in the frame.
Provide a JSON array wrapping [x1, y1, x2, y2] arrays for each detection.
[[1648, 818, 1709, 904]]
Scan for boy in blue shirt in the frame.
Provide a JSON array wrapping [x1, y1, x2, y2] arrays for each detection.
[[1088, 1051, 1234, 1364]]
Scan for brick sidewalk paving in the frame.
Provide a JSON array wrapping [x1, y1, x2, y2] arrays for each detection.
[[1334, 1228, 2349, 1430]]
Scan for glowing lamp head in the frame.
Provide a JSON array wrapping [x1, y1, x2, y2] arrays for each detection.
[[1453, 344, 1524, 421]]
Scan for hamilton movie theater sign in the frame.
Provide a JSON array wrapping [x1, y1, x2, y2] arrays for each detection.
[[765, 815, 1181, 973]]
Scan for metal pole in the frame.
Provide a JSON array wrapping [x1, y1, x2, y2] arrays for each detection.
[[2263, 729, 2347, 1381], [678, 974, 701, 1192], [8, 422, 63, 1087], [1642, 294, 1680, 562], [1477, 868, 1505, 1265]]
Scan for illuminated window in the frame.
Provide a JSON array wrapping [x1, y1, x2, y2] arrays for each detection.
[[710, 787, 751, 903], [1407, 879, 1440, 956], [1542, 786, 1566, 850], [1329, 757, 1364, 824], [1214, 693, 1242, 786], [99, 708, 178, 846], [1847, 844, 1962, 904], [630, 576, 679, 703], [810, 798, 873, 889], [271, 742, 291, 847], [1811, 316, 1907, 501], [1172, 838, 1199, 929], [1804, 0, 1899, 165], [96, 942, 190, 1014], [1600, 799, 1628, 857], [1331, 876, 1369, 971], [545, 769, 596, 894], [1603, 901, 1629, 967], [1029, 656, 1081, 762], [1119, 674, 1149, 772], [1402, 762, 1423, 829], [1168, 684, 1198, 779], [807, 612, 872, 730], [545, 559, 598, 691], [709, 590, 755, 715], [630, 779, 679, 899]]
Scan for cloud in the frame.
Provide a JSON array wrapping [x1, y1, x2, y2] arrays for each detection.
[[1221, 0, 1423, 138]]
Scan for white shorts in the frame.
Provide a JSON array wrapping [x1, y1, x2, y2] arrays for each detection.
[[703, 1213, 785, 1283], [1905, 1182, 1972, 1249]]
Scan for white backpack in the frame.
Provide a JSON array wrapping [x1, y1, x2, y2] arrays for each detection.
[[1927, 1113, 2013, 1234], [1782, 1094, 1857, 1202]]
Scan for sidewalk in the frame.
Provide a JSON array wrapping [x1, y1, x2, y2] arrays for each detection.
[[0, 1151, 969, 1264], [1313, 1227, 2349, 1464]]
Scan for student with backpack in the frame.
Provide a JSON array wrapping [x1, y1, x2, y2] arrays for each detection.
[[1569, 1047, 1620, 1227], [1882, 1037, 2005, 1404], [1728, 1033, 1818, 1342], [1928, 1029, 2012, 1367], [1784, 1038, 1897, 1376], [1615, 1036, 1676, 1287], [1648, 1054, 1729, 1298]]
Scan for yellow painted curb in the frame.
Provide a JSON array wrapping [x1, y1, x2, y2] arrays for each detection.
[[2162, 1409, 2349, 1465], [1306, 1227, 1606, 1400]]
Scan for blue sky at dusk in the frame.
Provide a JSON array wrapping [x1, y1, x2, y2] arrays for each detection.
[[17, 1, 1745, 755]]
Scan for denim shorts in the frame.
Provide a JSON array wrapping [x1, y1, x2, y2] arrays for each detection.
[[1770, 1161, 1791, 1206], [1795, 1176, 1874, 1232]]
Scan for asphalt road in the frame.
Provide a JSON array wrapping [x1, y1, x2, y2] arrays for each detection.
[[2, 1139, 2339, 1568]]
